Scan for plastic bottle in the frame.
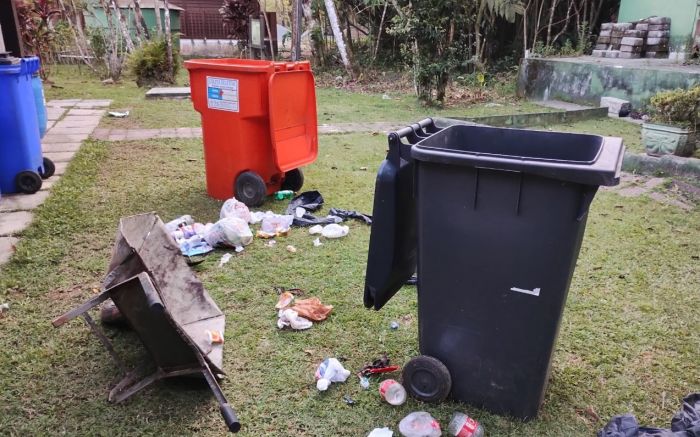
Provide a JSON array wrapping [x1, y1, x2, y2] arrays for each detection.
[[447, 412, 484, 437], [398, 412, 441, 437], [315, 358, 351, 390], [379, 379, 407, 406], [274, 190, 294, 200]]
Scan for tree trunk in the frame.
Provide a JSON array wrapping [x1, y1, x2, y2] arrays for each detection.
[[162, 0, 174, 82], [291, 0, 302, 60], [57, 0, 100, 74], [323, 0, 353, 78], [532, 0, 545, 49], [372, 0, 387, 63], [545, 0, 559, 47], [301, 0, 320, 63], [110, 0, 135, 53], [474, 0, 487, 69], [154, 0, 163, 36], [100, 0, 122, 80], [551, 0, 574, 45], [133, 0, 149, 41]]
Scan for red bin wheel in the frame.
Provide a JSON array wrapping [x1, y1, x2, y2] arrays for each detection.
[[235, 171, 267, 207]]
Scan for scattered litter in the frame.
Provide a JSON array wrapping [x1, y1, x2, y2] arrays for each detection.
[[322, 223, 349, 239], [234, 245, 244, 253], [178, 234, 214, 257], [287, 191, 343, 227], [329, 208, 372, 225], [484, 102, 503, 107], [107, 110, 129, 117], [368, 427, 393, 437], [315, 358, 351, 391], [398, 412, 441, 437], [360, 376, 370, 389], [264, 240, 277, 247], [206, 329, 224, 345], [204, 217, 253, 248], [380, 379, 407, 406], [276, 291, 295, 309], [598, 392, 700, 437], [382, 94, 391, 100], [219, 253, 233, 267], [360, 354, 400, 377], [164, 215, 194, 233], [286, 245, 297, 253], [260, 214, 294, 235], [274, 190, 294, 200], [99, 300, 125, 325], [0, 302, 10, 317], [360, 166, 368, 171], [309, 225, 323, 235], [220, 197, 251, 223], [447, 412, 484, 437], [291, 297, 333, 322], [405, 274, 418, 285], [277, 308, 312, 330], [313, 238, 323, 247], [343, 394, 356, 405], [390, 321, 400, 330]]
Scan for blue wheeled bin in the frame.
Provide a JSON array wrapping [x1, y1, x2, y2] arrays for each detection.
[[31, 71, 48, 138], [0, 53, 55, 194]]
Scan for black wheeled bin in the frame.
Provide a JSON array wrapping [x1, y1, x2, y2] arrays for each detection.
[[364, 118, 624, 420]]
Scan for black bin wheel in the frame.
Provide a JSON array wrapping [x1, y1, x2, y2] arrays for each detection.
[[40, 157, 55, 179], [235, 171, 267, 207], [402, 355, 452, 403], [15, 171, 43, 194], [281, 168, 304, 192]]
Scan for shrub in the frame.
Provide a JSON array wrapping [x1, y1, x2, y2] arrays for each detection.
[[129, 38, 179, 87], [648, 86, 700, 128]]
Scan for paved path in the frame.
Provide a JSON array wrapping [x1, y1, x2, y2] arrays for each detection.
[[92, 121, 403, 141], [0, 99, 109, 267]]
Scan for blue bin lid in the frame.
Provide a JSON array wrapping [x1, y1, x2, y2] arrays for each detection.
[[20, 57, 41, 76]]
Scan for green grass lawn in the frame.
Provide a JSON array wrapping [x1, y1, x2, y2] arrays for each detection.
[[45, 65, 553, 130], [1, 129, 698, 435]]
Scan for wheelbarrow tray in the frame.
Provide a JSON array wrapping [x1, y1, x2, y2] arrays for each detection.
[[53, 213, 239, 432]]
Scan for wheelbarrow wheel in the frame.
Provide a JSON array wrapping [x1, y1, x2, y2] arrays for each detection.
[[40, 157, 55, 179], [281, 168, 304, 192], [402, 355, 452, 403], [235, 171, 266, 207], [15, 171, 43, 194]]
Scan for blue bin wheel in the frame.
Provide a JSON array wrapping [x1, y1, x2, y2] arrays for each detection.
[[235, 171, 266, 207], [281, 168, 304, 192], [15, 171, 43, 194], [40, 157, 55, 179], [402, 355, 452, 403]]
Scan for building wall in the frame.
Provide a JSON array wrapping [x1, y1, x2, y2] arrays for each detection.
[[618, 0, 700, 49], [86, 7, 181, 37]]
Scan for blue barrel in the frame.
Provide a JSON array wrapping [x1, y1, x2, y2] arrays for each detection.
[[0, 54, 51, 194], [30, 68, 48, 138]]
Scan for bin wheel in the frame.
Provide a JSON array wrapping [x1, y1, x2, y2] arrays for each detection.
[[235, 171, 267, 207], [402, 355, 452, 403], [15, 171, 43, 194], [40, 157, 55, 179], [281, 168, 304, 192]]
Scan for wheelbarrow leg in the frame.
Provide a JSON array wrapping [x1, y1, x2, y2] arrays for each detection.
[[81, 312, 127, 374], [201, 363, 241, 433], [109, 366, 164, 403]]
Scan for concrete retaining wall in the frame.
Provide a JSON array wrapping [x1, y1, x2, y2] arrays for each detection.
[[517, 58, 700, 108]]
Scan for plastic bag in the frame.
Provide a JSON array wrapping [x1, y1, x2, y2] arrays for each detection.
[[261, 214, 294, 234], [164, 215, 194, 233], [368, 428, 394, 437], [322, 223, 349, 238], [204, 217, 253, 248], [598, 393, 700, 437], [277, 308, 312, 330], [329, 208, 373, 225], [315, 358, 351, 391], [398, 412, 441, 437], [220, 197, 251, 223]]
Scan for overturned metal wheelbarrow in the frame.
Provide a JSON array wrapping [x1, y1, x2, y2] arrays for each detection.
[[52, 213, 240, 433]]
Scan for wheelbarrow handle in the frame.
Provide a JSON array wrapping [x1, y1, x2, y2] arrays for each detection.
[[220, 403, 241, 433]]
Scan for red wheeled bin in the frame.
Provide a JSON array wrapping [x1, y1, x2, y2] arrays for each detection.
[[185, 59, 318, 206]]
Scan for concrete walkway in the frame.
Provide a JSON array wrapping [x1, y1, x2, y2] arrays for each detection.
[[0, 99, 109, 267], [92, 121, 403, 141]]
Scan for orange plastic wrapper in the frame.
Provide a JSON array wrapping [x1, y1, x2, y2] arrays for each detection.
[[291, 298, 333, 322], [275, 291, 295, 309]]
